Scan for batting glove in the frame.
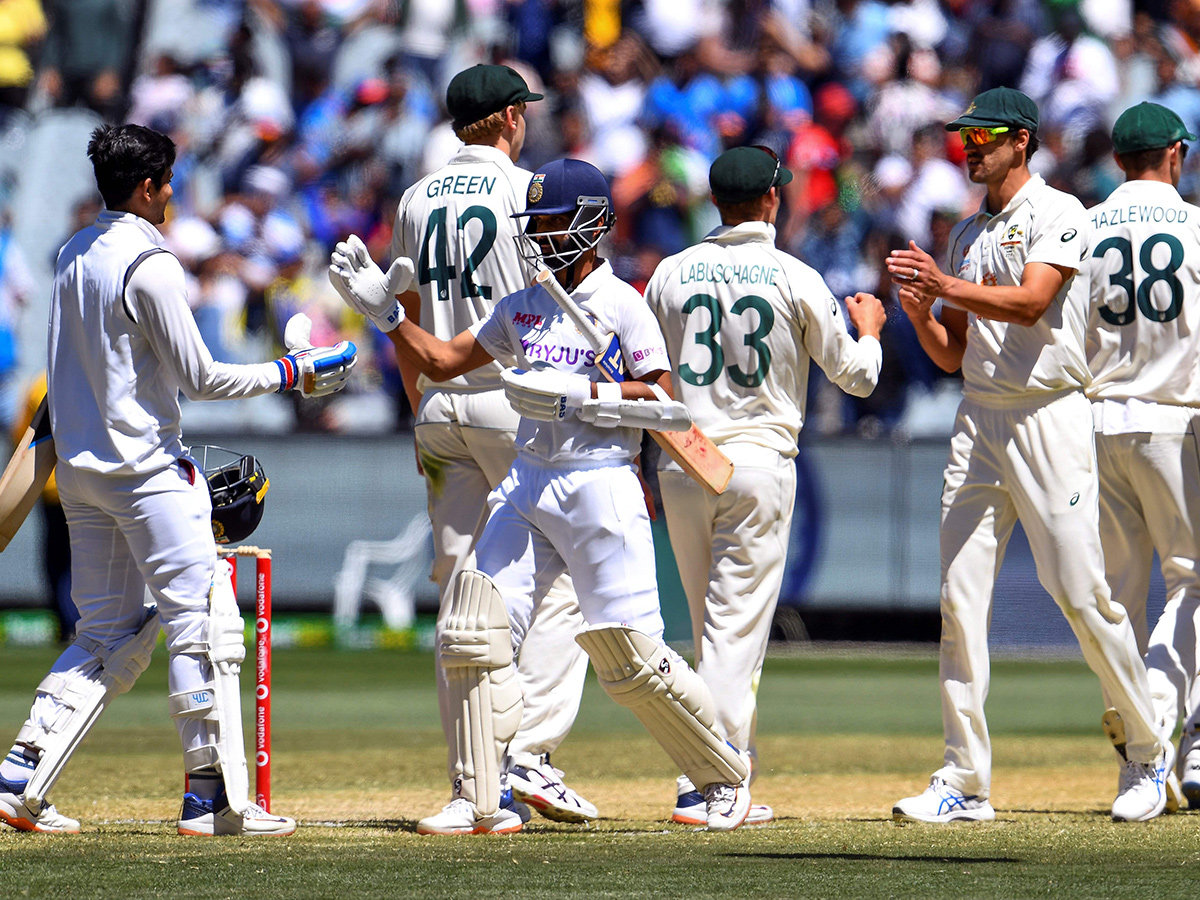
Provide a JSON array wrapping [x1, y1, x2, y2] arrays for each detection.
[[276, 313, 359, 398], [328, 234, 414, 332], [501, 367, 593, 421]]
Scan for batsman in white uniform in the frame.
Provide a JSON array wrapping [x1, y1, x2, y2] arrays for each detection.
[[887, 88, 1169, 823], [645, 146, 885, 825], [1086, 102, 1200, 808], [386, 64, 594, 823], [332, 158, 756, 833], [0, 124, 355, 835]]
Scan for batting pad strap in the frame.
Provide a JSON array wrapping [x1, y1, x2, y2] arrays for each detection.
[[575, 624, 748, 790], [440, 569, 521, 816], [168, 685, 218, 720]]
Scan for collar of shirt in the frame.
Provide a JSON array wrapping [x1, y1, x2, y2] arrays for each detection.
[[569, 259, 614, 303], [703, 220, 777, 245], [95, 209, 165, 246], [1102, 178, 1183, 203], [972, 173, 1045, 221], [449, 143, 516, 169]]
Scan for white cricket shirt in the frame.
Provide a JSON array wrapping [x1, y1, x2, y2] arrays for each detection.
[[948, 174, 1092, 404], [48, 211, 282, 476], [644, 221, 881, 458], [1085, 179, 1200, 432], [392, 143, 534, 392], [473, 261, 670, 464]]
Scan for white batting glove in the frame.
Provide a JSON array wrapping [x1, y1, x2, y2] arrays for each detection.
[[276, 313, 358, 398], [328, 234, 414, 332], [501, 367, 593, 421]]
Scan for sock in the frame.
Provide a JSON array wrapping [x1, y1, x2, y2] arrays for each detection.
[[0, 745, 39, 786], [185, 769, 223, 802]]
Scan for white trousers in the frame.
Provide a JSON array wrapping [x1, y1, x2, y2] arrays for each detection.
[[660, 448, 795, 755], [26, 460, 220, 767], [1096, 421, 1200, 740], [937, 391, 1159, 798], [416, 389, 587, 775], [474, 455, 666, 647]]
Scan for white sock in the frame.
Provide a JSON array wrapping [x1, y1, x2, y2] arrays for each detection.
[[0, 745, 38, 786]]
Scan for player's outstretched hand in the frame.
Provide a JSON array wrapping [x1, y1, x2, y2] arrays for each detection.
[[844, 292, 887, 339], [886, 240, 943, 299], [501, 367, 592, 421], [276, 313, 358, 398], [328, 234, 414, 332]]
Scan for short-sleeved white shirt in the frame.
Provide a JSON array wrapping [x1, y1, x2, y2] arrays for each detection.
[[1085, 179, 1200, 430], [473, 261, 670, 463], [393, 144, 533, 391], [644, 221, 881, 457], [947, 174, 1092, 403]]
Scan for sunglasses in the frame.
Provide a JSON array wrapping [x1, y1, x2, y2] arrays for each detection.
[[959, 126, 1010, 148], [752, 144, 782, 186]]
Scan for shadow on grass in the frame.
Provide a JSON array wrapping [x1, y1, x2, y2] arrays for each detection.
[[724, 852, 1019, 864]]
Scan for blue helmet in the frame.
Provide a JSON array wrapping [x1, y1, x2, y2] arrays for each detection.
[[513, 158, 615, 273]]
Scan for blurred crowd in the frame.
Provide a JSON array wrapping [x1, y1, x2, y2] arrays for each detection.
[[0, 0, 1199, 436]]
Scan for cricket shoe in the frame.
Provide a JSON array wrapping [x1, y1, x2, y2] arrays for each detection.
[[673, 779, 772, 826], [1181, 747, 1200, 809], [501, 788, 531, 824], [892, 776, 995, 823], [1112, 746, 1172, 822], [177, 789, 296, 836], [416, 797, 524, 835], [508, 755, 597, 823], [0, 777, 79, 833], [1102, 709, 1182, 813], [703, 781, 751, 831]]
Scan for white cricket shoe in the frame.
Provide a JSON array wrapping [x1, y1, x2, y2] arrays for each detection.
[[1102, 709, 1182, 813], [673, 778, 772, 826], [746, 802, 774, 825], [1181, 750, 1200, 810], [508, 755, 598, 823], [177, 790, 296, 836], [416, 798, 524, 835], [892, 776, 995, 823], [1112, 750, 1171, 822], [703, 781, 750, 831], [0, 779, 79, 833]]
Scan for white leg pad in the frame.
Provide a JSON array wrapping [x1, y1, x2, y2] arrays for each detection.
[[169, 559, 251, 814], [20, 607, 161, 805], [440, 569, 523, 817], [575, 624, 749, 789]]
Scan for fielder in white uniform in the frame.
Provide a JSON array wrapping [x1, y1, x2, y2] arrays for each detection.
[[1086, 101, 1200, 808], [332, 158, 756, 833], [0, 124, 355, 835], [887, 88, 1169, 823], [386, 64, 594, 824], [644, 146, 885, 825]]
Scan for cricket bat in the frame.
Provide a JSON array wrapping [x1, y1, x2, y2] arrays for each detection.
[[0, 396, 55, 551], [535, 269, 733, 495]]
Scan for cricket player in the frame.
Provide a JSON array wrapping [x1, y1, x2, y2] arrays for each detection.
[[384, 64, 595, 824], [0, 124, 356, 835], [332, 158, 756, 833], [888, 88, 1169, 823], [1086, 101, 1200, 808], [644, 146, 885, 825]]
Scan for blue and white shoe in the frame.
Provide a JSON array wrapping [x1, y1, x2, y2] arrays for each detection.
[[673, 775, 772, 826], [1112, 744, 1172, 823], [0, 775, 79, 833], [508, 755, 597, 823], [893, 776, 995, 823], [177, 784, 296, 836], [501, 788, 531, 824]]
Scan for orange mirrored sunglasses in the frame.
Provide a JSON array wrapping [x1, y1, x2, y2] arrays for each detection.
[[959, 126, 1010, 147]]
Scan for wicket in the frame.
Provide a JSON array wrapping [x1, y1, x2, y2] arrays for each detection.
[[220, 545, 273, 813]]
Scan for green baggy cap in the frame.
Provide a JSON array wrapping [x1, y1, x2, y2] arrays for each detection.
[[945, 86, 1039, 133], [709, 146, 793, 204], [446, 64, 543, 128], [1112, 101, 1197, 154]]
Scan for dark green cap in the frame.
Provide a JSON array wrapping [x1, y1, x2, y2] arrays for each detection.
[[709, 146, 793, 204], [446, 65, 543, 128], [945, 87, 1039, 133], [1112, 101, 1197, 154]]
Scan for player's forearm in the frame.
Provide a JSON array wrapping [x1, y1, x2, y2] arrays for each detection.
[[386, 320, 480, 382], [937, 275, 1053, 326], [827, 336, 882, 398], [909, 313, 965, 373]]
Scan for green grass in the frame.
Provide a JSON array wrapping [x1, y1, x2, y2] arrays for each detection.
[[0, 646, 1195, 900]]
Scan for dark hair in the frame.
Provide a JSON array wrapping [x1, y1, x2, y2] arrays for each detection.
[[1023, 129, 1039, 163], [86, 124, 176, 208], [1116, 146, 1170, 173]]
